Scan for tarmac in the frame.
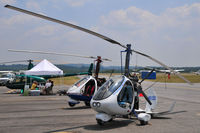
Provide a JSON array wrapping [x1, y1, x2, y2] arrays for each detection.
[[0, 82, 200, 133]]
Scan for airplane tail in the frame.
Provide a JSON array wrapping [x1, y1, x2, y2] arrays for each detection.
[[88, 63, 93, 75]]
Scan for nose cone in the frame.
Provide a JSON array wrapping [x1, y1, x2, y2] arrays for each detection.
[[90, 100, 103, 112], [67, 85, 80, 94]]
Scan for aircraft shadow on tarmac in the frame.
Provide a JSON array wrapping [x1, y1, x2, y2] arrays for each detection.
[[45, 119, 135, 133], [62, 106, 91, 110], [150, 110, 187, 120], [45, 110, 187, 133]]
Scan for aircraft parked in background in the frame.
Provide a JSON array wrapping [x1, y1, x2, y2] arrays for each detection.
[[159, 69, 184, 74], [194, 70, 200, 75]]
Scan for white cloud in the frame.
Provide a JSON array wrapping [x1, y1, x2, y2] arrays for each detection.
[[25, 25, 60, 36], [98, 3, 200, 66], [0, 14, 39, 25], [0, 0, 16, 4], [63, 0, 92, 7], [26, 1, 41, 10]]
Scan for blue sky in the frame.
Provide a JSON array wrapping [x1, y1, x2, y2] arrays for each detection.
[[0, 0, 200, 67]]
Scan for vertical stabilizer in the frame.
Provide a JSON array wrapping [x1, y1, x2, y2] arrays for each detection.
[[145, 87, 157, 113]]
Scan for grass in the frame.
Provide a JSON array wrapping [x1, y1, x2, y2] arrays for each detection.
[[50, 76, 80, 85], [147, 73, 200, 83]]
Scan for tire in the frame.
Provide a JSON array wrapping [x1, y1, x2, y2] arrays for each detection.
[[140, 120, 148, 125], [84, 101, 90, 107], [68, 102, 75, 107], [96, 119, 105, 126]]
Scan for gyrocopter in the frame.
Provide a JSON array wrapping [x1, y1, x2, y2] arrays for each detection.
[[5, 4, 192, 125]]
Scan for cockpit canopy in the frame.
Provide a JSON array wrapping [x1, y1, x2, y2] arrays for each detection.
[[74, 76, 90, 87], [93, 76, 125, 100]]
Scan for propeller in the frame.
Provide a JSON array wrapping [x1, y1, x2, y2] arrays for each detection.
[[8, 49, 111, 61]]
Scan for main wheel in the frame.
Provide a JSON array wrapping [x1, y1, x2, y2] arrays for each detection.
[[68, 102, 75, 107], [96, 119, 105, 126], [84, 101, 90, 106]]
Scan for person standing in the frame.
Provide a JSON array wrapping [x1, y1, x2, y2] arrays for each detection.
[[45, 80, 52, 95], [31, 81, 38, 90]]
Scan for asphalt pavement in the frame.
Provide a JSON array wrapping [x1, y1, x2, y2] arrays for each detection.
[[0, 82, 199, 133]]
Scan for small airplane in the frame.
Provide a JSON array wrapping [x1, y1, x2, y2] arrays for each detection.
[[159, 69, 184, 74], [194, 70, 200, 75], [5, 4, 191, 126]]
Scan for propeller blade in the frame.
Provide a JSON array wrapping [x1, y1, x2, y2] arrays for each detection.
[[132, 49, 192, 85], [5, 5, 126, 49], [8, 49, 111, 61], [137, 85, 152, 105]]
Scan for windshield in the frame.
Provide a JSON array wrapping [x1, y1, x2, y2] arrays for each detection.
[[93, 76, 125, 100], [74, 76, 90, 87]]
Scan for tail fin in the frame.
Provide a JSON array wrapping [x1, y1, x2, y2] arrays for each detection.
[[145, 87, 157, 113], [88, 63, 93, 75]]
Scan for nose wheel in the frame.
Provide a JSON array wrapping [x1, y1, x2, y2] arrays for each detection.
[[140, 120, 148, 125], [68, 102, 75, 107], [84, 101, 90, 106]]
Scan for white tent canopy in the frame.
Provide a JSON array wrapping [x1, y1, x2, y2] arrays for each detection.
[[25, 59, 63, 76]]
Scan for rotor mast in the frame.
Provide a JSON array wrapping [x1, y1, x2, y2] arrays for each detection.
[[94, 56, 102, 79], [124, 44, 132, 77]]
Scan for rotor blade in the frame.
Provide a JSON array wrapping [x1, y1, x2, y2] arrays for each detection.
[[101, 58, 112, 62], [5, 5, 126, 49], [8, 49, 111, 61], [0, 60, 29, 64], [132, 49, 192, 85]]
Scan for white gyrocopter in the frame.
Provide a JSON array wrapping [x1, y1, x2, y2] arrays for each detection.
[[5, 5, 192, 125]]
